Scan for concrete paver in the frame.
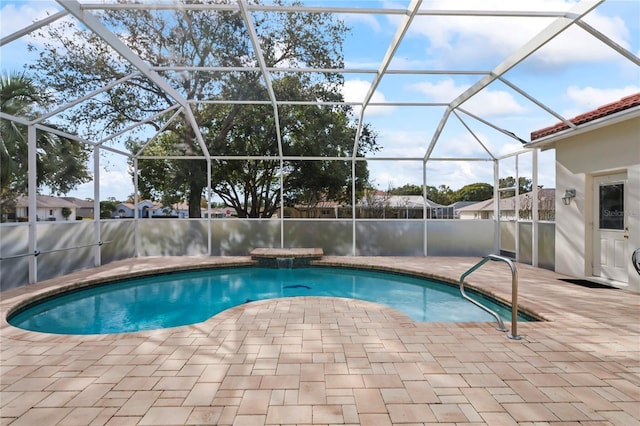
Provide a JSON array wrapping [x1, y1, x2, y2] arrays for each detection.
[[1, 256, 639, 425]]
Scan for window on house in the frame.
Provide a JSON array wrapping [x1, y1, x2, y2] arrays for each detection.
[[599, 183, 624, 230]]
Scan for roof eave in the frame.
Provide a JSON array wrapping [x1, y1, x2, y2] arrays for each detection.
[[525, 105, 640, 150]]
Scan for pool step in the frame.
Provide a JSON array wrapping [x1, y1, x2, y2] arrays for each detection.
[[250, 248, 323, 268]]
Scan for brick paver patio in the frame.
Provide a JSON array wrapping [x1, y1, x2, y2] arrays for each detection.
[[1, 256, 639, 425]]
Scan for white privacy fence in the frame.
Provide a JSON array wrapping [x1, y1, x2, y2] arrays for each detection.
[[0, 218, 554, 291]]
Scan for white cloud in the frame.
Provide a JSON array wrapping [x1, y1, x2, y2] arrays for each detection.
[[408, 78, 526, 116], [370, 159, 492, 191], [375, 129, 429, 158], [367, 148, 554, 191], [343, 13, 382, 33], [465, 90, 526, 117], [1, 0, 92, 74], [343, 79, 396, 117], [565, 85, 640, 110], [0, 1, 60, 39], [367, 161, 424, 189], [556, 85, 640, 119], [409, 79, 459, 102], [67, 168, 133, 201], [497, 141, 528, 157], [403, 0, 633, 69], [427, 127, 525, 159], [426, 161, 495, 188]]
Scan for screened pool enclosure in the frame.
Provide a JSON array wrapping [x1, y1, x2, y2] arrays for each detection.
[[1, 0, 638, 290]]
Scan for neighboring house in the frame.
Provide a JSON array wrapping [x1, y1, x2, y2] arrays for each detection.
[[172, 203, 191, 218], [148, 202, 189, 218], [210, 207, 237, 218], [287, 193, 472, 219], [286, 201, 342, 219], [526, 93, 640, 292], [358, 192, 443, 219], [114, 200, 212, 218], [14, 195, 78, 221], [113, 200, 159, 218], [431, 201, 478, 219], [458, 189, 556, 221], [61, 197, 95, 219]]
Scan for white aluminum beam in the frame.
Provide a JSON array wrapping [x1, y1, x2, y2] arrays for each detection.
[[424, 107, 452, 161], [31, 72, 140, 125], [425, 157, 493, 162], [133, 155, 494, 162], [497, 77, 575, 129], [152, 65, 489, 75], [447, 1, 602, 112], [193, 100, 449, 107], [452, 110, 496, 160], [0, 10, 68, 46], [457, 108, 532, 143], [93, 148, 101, 267], [135, 107, 185, 157], [81, 2, 571, 19], [423, 0, 602, 160], [576, 20, 640, 66], [138, 156, 208, 160], [33, 124, 132, 157], [0, 112, 30, 126], [237, 0, 284, 158], [497, 148, 535, 161], [27, 125, 38, 284], [532, 149, 539, 267], [97, 104, 182, 146], [353, 0, 422, 159], [57, 0, 210, 160], [237, 0, 287, 237]]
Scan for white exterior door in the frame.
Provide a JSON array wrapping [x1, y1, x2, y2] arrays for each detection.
[[593, 174, 628, 283]]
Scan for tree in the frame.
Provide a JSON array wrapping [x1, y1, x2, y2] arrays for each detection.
[[61, 207, 72, 221], [277, 100, 378, 215], [389, 184, 422, 196], [30, 0, 374, 217], [1, 72, 91, 220], [359, 188, 391, 219], [130, 102, 377, 218], [428, 185, 454, 205], [100, 199, 119, 219], [499, 177, 532, 198], [454, 183, 493, 202]]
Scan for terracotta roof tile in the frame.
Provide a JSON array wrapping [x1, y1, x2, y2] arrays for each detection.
[[530, 93, 640, 140]]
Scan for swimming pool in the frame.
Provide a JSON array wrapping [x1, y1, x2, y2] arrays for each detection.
[[8, 267, 529, 334]]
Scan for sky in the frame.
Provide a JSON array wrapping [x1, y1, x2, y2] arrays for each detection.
[[1, 0, 639, 202]]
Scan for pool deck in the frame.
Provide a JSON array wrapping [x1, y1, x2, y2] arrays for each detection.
[[1, 256, 639, 425]]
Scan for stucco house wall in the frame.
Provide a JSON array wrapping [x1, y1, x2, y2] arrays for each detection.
[[114, 200, 157, 218], [14, 195, 78, 221], [528, 93, 640, 291], [551, 115, 639, 292]]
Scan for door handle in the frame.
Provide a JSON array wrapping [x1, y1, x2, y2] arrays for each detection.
[[624, 235, 629, 239]]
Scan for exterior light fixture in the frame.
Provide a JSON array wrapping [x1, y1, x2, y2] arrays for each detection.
[[562, 189, 576, 206]]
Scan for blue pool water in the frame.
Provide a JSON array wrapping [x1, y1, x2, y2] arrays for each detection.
[[8, 267, 528, 334]]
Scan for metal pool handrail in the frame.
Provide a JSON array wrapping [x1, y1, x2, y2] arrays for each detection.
[[459, 254, 521, 340]]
